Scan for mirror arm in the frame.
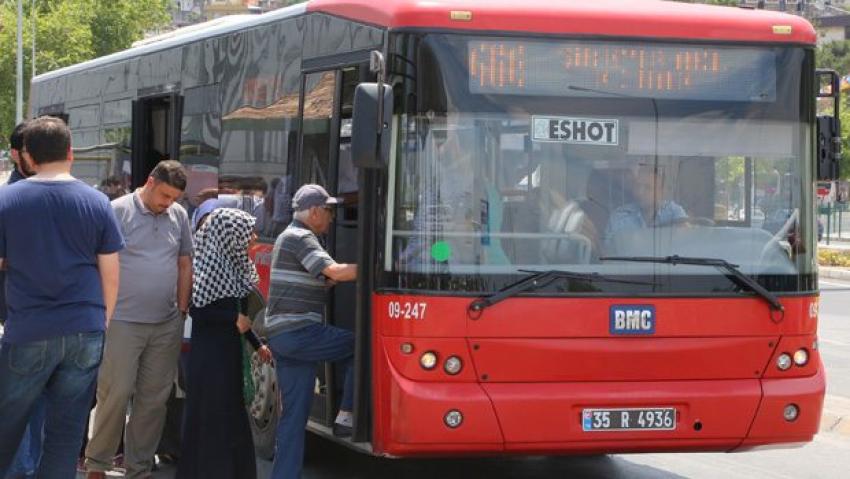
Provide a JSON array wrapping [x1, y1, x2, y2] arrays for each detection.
[[371, 51, 387, 158]]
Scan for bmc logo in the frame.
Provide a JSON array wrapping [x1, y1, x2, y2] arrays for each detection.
[[609, 305, 656, 335]]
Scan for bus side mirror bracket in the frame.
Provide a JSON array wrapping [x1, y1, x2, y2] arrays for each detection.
[[816, 69, 841, 181], [352, 51, 393, 169]]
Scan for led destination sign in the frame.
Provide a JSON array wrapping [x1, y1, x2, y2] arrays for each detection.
[[468, 40, 777, 102]]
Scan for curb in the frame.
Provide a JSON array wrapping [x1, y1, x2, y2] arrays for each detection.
[[819, 266, 850, 281]]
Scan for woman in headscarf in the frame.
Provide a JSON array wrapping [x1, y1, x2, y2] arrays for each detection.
[[178, 208, 272, 479]]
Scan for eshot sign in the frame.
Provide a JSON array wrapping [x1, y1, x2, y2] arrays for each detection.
[[609, 305, 656, 335], [532, 116, 619, 146]]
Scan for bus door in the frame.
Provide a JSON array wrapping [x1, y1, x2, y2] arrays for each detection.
[[295, 63, 371, 436], [131, 92, 184, 187]]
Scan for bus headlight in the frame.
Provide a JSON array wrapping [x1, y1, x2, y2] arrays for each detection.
[[420, 351, 438, 370], [444, 356, 463, 375], [793, 349, 809, 367], [776, 353, 792, 371], [444, 410, 463, 428]]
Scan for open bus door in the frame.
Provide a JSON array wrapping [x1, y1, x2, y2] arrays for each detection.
[[131, 93, 184, 187], [293, 57, 377, 446]]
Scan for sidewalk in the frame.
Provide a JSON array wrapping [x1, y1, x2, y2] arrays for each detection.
[[819, 239, 850, 281], [819, 237, 850, 250], [821, 394, 850, 437]]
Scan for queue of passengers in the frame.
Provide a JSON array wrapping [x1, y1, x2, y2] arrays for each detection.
[[0, 117, 357, 479]]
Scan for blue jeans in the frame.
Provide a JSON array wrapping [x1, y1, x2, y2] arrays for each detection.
[[5, 396, 45, 479], [268, 322, 353, 479], [0, 332, 104, 479]]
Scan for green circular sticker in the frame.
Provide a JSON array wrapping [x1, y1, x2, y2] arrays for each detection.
[[430, 241, 452, 262]]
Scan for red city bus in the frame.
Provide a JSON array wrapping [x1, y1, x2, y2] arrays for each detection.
[[29, 0, 839, 458]]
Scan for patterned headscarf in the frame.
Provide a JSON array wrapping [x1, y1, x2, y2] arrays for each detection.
[[192, 208, 260, 308]]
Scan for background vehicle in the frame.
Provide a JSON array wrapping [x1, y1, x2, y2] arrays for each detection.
[[29, 0, 835, 458]]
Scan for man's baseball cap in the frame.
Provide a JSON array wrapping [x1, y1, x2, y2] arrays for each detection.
[[292, 184, 342, 211]]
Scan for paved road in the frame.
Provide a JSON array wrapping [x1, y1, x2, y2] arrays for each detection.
[[85, 278, 850, 479]]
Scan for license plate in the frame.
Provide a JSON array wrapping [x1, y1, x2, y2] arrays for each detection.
[[582, 407, 676, 431]]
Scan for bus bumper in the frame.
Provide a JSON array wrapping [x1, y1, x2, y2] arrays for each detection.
[[734, 364, 825, 451], [376, 363, 825, 456]]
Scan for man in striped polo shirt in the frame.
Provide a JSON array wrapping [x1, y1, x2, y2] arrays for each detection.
[[265, 184, 357, 479]]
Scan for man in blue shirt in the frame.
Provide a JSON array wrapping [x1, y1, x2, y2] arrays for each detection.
[[2, 120, 42, 479], [1, 122, 32, 326], [604, 165, 687, 250], [0, 117, 123, 478]]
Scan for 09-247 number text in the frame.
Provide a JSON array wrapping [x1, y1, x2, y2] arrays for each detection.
[[388, 301, 428, 320]]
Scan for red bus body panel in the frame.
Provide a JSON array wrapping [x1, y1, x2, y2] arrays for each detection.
[[308, 0, 816, 44], [249, 243, 274, 297], [371, 294, 823, 456]]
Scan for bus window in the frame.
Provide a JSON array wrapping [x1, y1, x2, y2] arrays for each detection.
[[336, 67, 362, 223], [216, 21, 305, 242], [180, 84, 221, 223], [297, 71, 336, 188]]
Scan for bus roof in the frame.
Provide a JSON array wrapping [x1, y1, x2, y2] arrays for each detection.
[[33, 3, 308, 83], [34, 0, 814, 83], [307, 0, 816, 44]]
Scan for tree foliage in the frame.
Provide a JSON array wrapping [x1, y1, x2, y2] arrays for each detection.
[[0, 0, 170, 149]]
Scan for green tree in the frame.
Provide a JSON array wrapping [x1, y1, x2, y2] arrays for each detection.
[[0, 0, 169, 149], [816, 40, 850, 74], [88, 0, 170, 57]]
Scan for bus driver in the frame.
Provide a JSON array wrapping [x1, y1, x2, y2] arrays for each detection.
[[603, 164, 687, 250]]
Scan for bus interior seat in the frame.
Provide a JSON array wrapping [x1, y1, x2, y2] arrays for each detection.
[[501, 189, 595, 265], [541, 200, 594, 264], [501, 190, 543, 264]]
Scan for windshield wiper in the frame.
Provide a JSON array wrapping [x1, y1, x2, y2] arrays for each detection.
[[468, 269, 654, 314], [599, 255, 784, 315]]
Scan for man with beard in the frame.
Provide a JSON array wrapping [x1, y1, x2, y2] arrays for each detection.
[[6, 122, 35, 185]]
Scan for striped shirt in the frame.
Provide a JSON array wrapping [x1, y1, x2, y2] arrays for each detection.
[[265, 220, 335, 336]]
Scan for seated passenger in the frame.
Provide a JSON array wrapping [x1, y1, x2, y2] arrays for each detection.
[[604, 165, 687, 248], [537, 188, 598, 263]]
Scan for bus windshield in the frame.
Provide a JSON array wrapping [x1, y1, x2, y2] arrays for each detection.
[[385, 34, 815, 294]]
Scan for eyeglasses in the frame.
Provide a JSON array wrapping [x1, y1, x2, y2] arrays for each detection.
[[322, 206, 336, 217]]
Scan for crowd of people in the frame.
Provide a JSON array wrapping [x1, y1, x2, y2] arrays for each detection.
[[0, 117, 358, 479]]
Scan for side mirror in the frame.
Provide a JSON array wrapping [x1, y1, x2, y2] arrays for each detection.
[[816, 69, 841, 181], [817, 116, 841, 181], [351, 83, 393, 169]]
